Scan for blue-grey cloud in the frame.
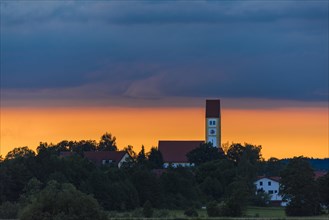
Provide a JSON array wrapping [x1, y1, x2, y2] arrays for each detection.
[[1, 0, 328, 106]]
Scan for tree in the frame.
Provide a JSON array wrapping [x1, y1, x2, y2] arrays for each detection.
[[0, 202, 19, 219], [317, 172, 329, 208], [5, 147, 35, 160], [186, 143, 224, 166], [147, 147, 164, 169], [226, 143, 244, 164], [227, 143, 262, 166], [19, 180, 107, 220], [98, 132, 117, 151], [184, 207, 198, 217], [124, 145, 137, 159], [74, 140, 97, 154], [143, 200, 153, 218], [131, 169, 162, 207], [137, 145, 147, 166], [265, 157, 284, 176], [280, 157, 321, 216]]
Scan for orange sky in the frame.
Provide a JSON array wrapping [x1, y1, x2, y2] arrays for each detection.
[[0, 106, 328, 159]]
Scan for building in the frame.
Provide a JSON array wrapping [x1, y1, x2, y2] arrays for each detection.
[[254, 176, 287, 206], [60, 151, 131, 168], [158, 99, 221, 167], [84, 151, 131, 168], [158, 140, 204, 168], [205, 99, 221, 147]]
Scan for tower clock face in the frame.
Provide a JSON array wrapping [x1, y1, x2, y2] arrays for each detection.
[[208, 128, 216, 135]]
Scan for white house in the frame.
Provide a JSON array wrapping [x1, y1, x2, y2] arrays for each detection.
[[254, 176, 287, 206]]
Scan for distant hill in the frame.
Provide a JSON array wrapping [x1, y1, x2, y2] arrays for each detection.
[[281, 158, 329, 171]]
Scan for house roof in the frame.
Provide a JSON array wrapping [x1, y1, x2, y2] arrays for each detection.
[[256, 176, 281, 182], [84, 151, 127, 163], [158, 140, 204, 163], [206, 99, 220, 118]]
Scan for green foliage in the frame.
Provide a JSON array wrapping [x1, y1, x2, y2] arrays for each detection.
[[99, 132, 117, 151], [0, 201, 19, 219], [160, 168, 199, 209], [280, 156, 321, 216], [137, 145, 147, 165], [124, 145, 137, 159], [0, 151, 35, 202], [251, 190, 271, 207], [143, 200, 153, 218], [206, 201, 222, 217], [317, 172, 329, 207], [184, 207, 198, 217], [147, 147, 164, 169], [131, 168, 162, 207], [187, 142, 224, 166], [19, 180, 107, 220], [5, 146, 35, 160], [227, 143, 262, 166]]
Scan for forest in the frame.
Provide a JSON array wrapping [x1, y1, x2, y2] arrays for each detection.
[[0, 133, 328, 220]]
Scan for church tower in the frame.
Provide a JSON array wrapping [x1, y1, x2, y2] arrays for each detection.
[[205, 99, 221, 148]]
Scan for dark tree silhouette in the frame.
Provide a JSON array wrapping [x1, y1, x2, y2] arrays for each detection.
[[187, 142, 224, 166], [280, 157, 321, 216], [98, 132, 117, 151], [5, 147, 35, 160], [137, 145, 147, 165], [148, 147, 164, 169]]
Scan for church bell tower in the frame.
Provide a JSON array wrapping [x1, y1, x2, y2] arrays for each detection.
[[205, 99, 221, 148]]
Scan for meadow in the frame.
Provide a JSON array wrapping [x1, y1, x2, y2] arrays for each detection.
[[106, 206, 329, 219]]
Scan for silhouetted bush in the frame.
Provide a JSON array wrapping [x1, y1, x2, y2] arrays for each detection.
[[184, 207, 198, 217], [0, 201, 19, 219], [143, 200, 153, 218]]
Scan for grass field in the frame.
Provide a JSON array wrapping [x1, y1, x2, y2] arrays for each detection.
[[245, 206, 286, 218], [107, 206, 329, 219]]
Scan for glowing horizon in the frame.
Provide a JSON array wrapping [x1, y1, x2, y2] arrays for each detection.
[[1, 106, 327, 160]]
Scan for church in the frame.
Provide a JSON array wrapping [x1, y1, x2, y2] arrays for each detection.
[[158, 99, 221, 167]]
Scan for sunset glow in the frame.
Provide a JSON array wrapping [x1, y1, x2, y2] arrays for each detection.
[[1, 106, 327, 159], [1, 1, 328, 160]]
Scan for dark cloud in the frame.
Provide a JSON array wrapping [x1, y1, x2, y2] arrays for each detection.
[[1, 1, 328, 106]]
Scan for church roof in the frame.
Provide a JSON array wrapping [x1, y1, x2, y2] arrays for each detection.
[[206, 99, 220, 118], [158, 140, 204, 163]]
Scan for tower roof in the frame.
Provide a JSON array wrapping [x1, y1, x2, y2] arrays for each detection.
[[206, 99, 220, 118]]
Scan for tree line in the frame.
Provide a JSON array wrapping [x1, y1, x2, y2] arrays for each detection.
[[0, 132, 328, 219]]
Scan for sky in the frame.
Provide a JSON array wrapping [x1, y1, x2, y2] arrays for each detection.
[[1, 0, 328, 159]]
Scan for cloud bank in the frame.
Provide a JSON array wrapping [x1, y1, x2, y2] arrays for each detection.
[[1, 0, 328, 107]]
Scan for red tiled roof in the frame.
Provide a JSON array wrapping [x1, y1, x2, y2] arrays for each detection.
[[256, 176, 281, 182], [158, 140, 204, 163], [84, 151, 127, 166], [206, 99, 220, 118]]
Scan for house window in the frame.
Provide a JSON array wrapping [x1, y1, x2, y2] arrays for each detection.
[[268, 190, 273, 194], [213, 121, 216, 125], [259, 181, 263, 186], [268, 181, 271, 186], [274, 190, 277, 193], [102, 159, 113, 165]]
